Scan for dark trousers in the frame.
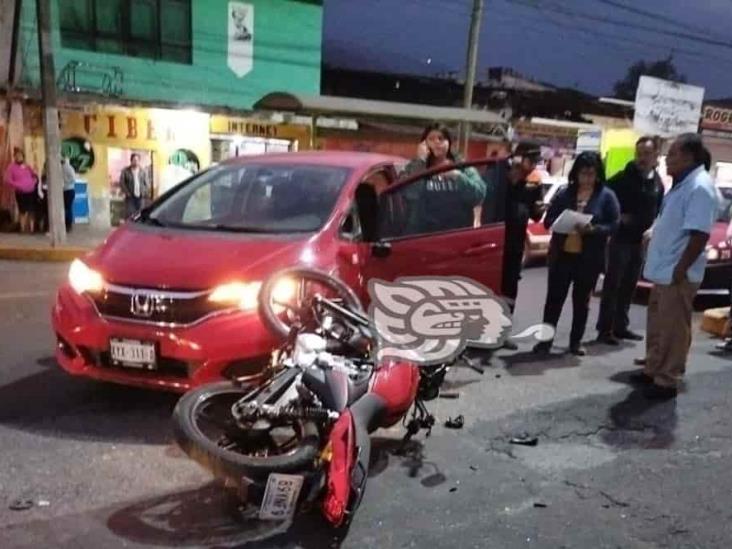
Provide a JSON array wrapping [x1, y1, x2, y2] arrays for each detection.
[[125, 196, 142, 219], [501, 248, 524, 313], [63, 189, 75, 231], [596, 240, 643, 335], [543, 252, 601, 346]]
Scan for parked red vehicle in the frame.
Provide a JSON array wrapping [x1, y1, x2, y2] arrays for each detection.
[[52, 152, 505, 392]]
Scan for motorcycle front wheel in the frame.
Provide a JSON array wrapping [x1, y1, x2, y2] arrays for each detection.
[[172, 381, 321, 485]]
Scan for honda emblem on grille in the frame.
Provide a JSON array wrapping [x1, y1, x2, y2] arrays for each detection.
[[130, 292, 154, 318]]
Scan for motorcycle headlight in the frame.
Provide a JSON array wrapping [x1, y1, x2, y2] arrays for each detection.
[[707, 247, 720, 261], [209, 281, 262, 310], [68, 259, 104, 294]]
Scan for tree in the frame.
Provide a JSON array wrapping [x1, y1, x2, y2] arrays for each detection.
[[613, 56, 687, 100]]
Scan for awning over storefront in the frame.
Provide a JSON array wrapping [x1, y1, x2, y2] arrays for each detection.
[[254, 92, 507, 126]]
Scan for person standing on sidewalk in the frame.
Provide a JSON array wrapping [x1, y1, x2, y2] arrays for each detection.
[[596, 136, 665, 344], [534, 152, 620, 356], [4, 148, 38, 234], [62, 156, 77, 232], [633, 134, 718, 399], [120, 153, 149, 218]]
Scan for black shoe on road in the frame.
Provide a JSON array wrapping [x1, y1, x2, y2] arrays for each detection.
[[643, 384, 678, 400], [569, 344, 587, 356], [596, 332, 619, 345], [615, 330, 644, 341], [533, 341, 551, 355], [628, 371, 654, 385]]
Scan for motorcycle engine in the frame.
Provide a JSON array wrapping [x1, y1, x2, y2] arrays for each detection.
[[292, 333, 328, 367]]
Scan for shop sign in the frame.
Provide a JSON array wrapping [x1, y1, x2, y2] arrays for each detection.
[[210, 115, 280, 137], [61, 137, 95, 173], [701, 105, 732, 134]]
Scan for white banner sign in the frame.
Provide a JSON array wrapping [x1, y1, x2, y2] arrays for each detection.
[[228, 2, 254, 78], [633, 76, 705, 138]]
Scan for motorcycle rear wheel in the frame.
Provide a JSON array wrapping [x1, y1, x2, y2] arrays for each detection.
[[173, 381, 321, 484]]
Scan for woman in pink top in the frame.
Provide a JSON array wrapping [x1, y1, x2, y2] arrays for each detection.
[[4, 148, 39, 233]]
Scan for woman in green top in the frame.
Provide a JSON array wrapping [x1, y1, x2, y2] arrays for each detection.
[[400, 124, 486, 235]]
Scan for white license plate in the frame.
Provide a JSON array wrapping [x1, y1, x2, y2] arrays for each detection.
[[258, 473, 304, 520], [109, 339, 156, 369]]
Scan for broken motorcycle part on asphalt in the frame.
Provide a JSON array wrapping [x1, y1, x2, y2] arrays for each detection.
[[509, 434, 539, 446], [444, 415, 464, 429]]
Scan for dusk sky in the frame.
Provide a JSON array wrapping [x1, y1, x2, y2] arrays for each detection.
[[323, 0, 732, 99]]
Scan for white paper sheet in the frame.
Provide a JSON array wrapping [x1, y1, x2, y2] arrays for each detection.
[[551, 209, 593, 234]]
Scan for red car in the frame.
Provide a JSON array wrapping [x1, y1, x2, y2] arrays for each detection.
[[52, 152, 506, 392]]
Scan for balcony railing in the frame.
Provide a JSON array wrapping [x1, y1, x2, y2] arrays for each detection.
[[57, 61, 124, 97]]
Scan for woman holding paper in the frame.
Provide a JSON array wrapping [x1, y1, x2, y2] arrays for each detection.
[[534, 152, 620, 356]]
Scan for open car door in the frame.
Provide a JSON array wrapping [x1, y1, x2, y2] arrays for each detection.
[[359, 158, 506, 302]]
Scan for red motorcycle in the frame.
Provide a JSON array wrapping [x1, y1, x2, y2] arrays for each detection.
[[172, 267, 448, 527]]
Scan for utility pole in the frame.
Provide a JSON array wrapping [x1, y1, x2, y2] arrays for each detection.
[[461, 0, 484, 157], [36, 0, 66, 246]]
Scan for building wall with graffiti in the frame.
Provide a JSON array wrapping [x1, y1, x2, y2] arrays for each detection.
[[17, 0, 323, 110]]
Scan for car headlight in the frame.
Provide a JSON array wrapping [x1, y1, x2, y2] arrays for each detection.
[[68, 259, 104, 294], [209, 281, 262, 310], [707, 247, 720, 261], [209, 277, 298, 313]]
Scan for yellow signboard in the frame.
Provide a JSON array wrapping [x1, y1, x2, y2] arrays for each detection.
[[210, 115, 310, 144]]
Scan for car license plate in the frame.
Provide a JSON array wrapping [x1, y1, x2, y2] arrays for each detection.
[[722, 250, 731, 261], [109, 338, 156, 369], [258, 473, 304, 520]]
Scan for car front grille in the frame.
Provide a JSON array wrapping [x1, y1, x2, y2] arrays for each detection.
[[90, 284, 229, 326]]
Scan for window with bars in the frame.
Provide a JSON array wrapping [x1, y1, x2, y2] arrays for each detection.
[[59, 0, 192, 64]]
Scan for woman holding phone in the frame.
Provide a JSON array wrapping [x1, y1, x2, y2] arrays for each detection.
[[534, 151, 620, 356], [400, 123, 486, 234]]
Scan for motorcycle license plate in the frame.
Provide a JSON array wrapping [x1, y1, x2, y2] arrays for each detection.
[[258, 473, 304, 520], [109, 338, 157, 370]]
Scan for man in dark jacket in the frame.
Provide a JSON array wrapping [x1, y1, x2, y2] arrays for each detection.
[[596, 136, 664, 344], [500, 141, 545, 312], [120, 153, 151, 218]]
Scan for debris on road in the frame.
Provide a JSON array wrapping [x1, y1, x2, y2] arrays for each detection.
[[533, 502, 548, 508], [449, 487, 458, 493], [509, 434, 538, 446], [38, 500, 50, 507], [9, 499, 34, 511], [469, 465, 478, 471], [439, 391, 460, 399], [444, 415, 464, 429]]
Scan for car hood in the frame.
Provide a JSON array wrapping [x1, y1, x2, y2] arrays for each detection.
[[86, 225, 313, 290]]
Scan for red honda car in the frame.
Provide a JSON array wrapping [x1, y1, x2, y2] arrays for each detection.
[[52, 152, 505, 392]]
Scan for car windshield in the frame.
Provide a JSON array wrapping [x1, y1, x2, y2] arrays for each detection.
[[717, 187, 732, 224], [143, 163, 350, 233]]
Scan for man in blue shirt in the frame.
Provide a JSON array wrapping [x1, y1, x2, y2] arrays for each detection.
[[634, 134, 718, 399]]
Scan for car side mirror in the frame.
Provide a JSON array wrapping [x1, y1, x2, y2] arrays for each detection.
[[371, 241, 392, 258]]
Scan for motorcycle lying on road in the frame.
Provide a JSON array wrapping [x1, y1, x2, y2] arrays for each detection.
[[172, 267, 450, 528]]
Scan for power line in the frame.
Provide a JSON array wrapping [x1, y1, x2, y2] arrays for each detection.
[[506, 0, 732, 51]]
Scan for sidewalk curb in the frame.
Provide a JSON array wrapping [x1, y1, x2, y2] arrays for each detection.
[[0, 247, 91, 262]]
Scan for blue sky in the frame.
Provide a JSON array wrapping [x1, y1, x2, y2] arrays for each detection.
[[323, 0, 732, 98]]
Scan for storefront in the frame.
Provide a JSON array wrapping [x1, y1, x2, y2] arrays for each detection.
[[701, 105, 732, 184], [24, 104, 211, 227], [209, 115, 311, 163]]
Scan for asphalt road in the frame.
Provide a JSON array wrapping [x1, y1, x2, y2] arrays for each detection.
[[1, 260, 731, 548]]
